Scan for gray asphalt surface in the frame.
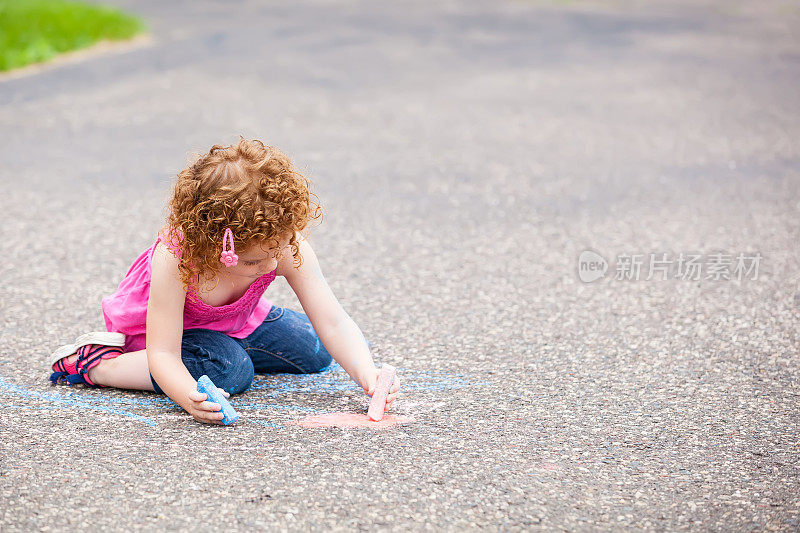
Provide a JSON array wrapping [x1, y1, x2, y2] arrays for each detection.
[[1, 0, 799, 530]]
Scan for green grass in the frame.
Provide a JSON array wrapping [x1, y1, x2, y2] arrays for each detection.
[[0, 0, 146, 72]]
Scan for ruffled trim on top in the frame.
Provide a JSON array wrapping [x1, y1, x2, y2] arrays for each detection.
[[183, 269, 278, 320]]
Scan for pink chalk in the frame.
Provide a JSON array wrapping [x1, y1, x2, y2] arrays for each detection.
[[368, 364, 396, 421]]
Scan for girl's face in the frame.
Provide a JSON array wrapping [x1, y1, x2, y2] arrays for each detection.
[[224, 234, 292, 280]]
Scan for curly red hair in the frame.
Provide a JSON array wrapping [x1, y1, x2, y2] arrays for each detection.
[[161, 137, 322, 294]]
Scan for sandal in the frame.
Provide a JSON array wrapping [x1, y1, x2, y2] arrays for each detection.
[[49, 332, 126, 388]]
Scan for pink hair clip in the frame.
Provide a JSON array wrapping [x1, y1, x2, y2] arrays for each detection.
[[220, 227, 238, 267]]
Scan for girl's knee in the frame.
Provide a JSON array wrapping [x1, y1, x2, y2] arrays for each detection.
[[305, 347, 332, 373], [181, 330, 254, 394], [213, 351, 254, 394], [281, 310, 332, 373]]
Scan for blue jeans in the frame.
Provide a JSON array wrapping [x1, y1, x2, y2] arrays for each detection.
[[149, 305, 335, 395]]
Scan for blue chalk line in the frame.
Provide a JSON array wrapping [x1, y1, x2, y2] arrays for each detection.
[[0, 375, 158, 427]]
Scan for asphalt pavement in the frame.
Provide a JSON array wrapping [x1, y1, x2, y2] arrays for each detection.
[[0, 0, 798, 530]]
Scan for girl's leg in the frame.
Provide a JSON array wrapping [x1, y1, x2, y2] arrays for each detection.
[[243, 306, 333, 374], [148, 329, 255, 395], [88, 349, 153, 391]]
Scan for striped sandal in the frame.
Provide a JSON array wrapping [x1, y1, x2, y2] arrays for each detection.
[[49, 332, 126, 388]]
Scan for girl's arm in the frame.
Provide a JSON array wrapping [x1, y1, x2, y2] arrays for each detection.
[[147, 242, 228, 425], [278, 238, 381, 393]]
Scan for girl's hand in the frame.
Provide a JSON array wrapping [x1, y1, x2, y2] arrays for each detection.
[[186, 387, 231, 425], [364, 370, 401, 412]]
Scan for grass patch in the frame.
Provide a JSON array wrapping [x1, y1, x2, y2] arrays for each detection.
[[0, 0, 146, 72]]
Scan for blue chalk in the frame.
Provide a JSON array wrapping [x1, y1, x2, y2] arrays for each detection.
[[196, 375, 239, 425]]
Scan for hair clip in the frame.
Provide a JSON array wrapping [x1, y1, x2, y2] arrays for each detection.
[[220, 227, 238, 267]]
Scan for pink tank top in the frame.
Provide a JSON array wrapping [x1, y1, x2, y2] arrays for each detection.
[[101, 232, 276, 353]]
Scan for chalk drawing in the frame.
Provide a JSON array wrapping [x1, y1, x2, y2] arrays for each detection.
[[0, 361, 488, 429], [288, 412, 415, 429], [248, 419, 284, 429]]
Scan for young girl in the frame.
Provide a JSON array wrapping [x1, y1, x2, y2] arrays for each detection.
[[48, 138, 400, 425]]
